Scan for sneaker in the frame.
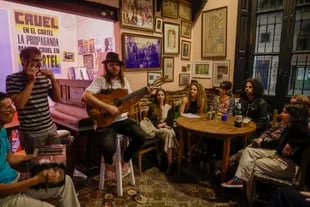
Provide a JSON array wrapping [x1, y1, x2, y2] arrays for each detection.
[[221, 176, 244, 188]]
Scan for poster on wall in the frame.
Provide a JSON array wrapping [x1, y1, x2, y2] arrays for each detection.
[[14, 10, 61, 73]]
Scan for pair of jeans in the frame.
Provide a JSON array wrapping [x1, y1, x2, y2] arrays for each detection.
[[95, 119, 145, 164]]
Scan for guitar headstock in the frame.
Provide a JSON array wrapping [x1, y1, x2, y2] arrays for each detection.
[[151, 77, 165, 88]]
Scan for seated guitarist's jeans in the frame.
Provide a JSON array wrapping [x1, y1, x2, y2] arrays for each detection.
[[96, 119, 146, 164]]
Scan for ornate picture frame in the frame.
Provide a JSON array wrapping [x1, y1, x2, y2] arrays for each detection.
[[192, 61, 212, 78], [201, 7, 227, 58], [213, 60, 230, 87], [163, 22, 180, 55], [181, 40, 191, 60], [163, 56, 174, 82], [162, 0, 178, 19], [120, 0, 154, 32], [122, 33, 161, 71]]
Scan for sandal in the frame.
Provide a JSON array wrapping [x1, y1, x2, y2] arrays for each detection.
[[126, 189, 147, 204], [103, 193, 114, 207]]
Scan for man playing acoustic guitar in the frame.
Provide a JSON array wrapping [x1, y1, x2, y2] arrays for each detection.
[[82, 52, 157, 180]]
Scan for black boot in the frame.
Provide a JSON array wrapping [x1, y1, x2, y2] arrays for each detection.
[[166, 163, 174, 176]]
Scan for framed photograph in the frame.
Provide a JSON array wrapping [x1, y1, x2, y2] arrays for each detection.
[[213, 60, 230, 87], [147, 72, 162, 86], [179, 73, 190, 86], [122, 33, 161, 71], [201, 7, 227, 58], [181, 21, 192, 38], [192, 61, 212, 78], [181, 40, 191, 60], [154, 17, 163, 33], [120, 0, 154, 32], [162, 0, 178, 19], [163, 56, 174, 82], [179, 1, 191, 21], [63, 51, 74, 62], [83, 54, 94, 70], [163, 22, 180, 55]]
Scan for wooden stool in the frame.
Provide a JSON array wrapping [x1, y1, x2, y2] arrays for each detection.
[[98, 134, 135, 196]]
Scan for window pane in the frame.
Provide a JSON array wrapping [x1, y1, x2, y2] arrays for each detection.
[[288, 54, 310, 95], [253, 55, 279, 95], [297, 0, 310, 5], [293, 7, 310, 51], [257, 0, 283, 11], [255, 12, 283, 53]]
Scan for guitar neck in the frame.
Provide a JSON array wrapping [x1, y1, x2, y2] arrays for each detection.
[[118, 87, 147, 105]]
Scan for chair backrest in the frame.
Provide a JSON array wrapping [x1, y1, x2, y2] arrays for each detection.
[[297, 144, 310, 190]]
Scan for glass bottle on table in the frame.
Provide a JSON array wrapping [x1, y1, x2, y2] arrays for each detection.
[[234, 102, 243, 127]]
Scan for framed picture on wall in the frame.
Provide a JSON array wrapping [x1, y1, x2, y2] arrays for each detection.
[[162, 0, 178, 19], [192, 61, 212, 78], [163, 22, 180, 55], [154, 17, 163, 33], [178, 1, 191, 21], [213, 60, 230, 87], [147, 72, 162, 86], [163, 56, 174, 82], [120, 0, 154, 31], [122, 33, 161, 71], [201, 7, 227, 58], [212, 60, 229, 87], [181, 21, 192, 38], [179, 73, 190, 86], [181, 40, 191, 60]]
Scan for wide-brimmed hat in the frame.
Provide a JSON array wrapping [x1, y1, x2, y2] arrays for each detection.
[[101, 52, 124, 65]]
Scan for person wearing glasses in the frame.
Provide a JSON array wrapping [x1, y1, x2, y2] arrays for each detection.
[[0, 92, 80, 207], [6, 47, 61, 154]]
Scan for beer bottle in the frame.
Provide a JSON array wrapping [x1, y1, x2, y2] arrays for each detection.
[[234, 103, 242, 127]]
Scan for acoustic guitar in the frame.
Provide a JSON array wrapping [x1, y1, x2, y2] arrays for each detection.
[[86, 78, 165, 127]]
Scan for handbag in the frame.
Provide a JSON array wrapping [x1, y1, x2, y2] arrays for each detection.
[[139, 117, 159, 139]]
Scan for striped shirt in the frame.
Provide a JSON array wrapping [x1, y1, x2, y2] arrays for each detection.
[[6, 72, 54, 132]]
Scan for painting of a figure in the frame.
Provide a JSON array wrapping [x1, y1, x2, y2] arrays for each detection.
[[123, 33, 161, 71], [121, 0, 154, 31]]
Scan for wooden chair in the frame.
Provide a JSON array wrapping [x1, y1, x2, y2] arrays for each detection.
[[136, 103, 162, 175], [249, 144, 310, 207]]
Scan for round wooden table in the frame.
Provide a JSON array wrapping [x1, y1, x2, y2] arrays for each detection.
[[176, 114, 256, 181]]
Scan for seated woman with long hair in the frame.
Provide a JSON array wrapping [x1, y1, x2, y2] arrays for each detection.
[[147, 88, 178, 175]]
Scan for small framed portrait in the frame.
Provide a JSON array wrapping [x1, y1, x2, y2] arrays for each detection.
[[181, 40, 191, 60], [163, 22, 180, 55], [179, 73, 190, 86], [181, 21, 192, 38], [192, 61, 212, 78], [163, 56, 174, 82], [154, 17, 163, 33], [147, 72, 162, 86]]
